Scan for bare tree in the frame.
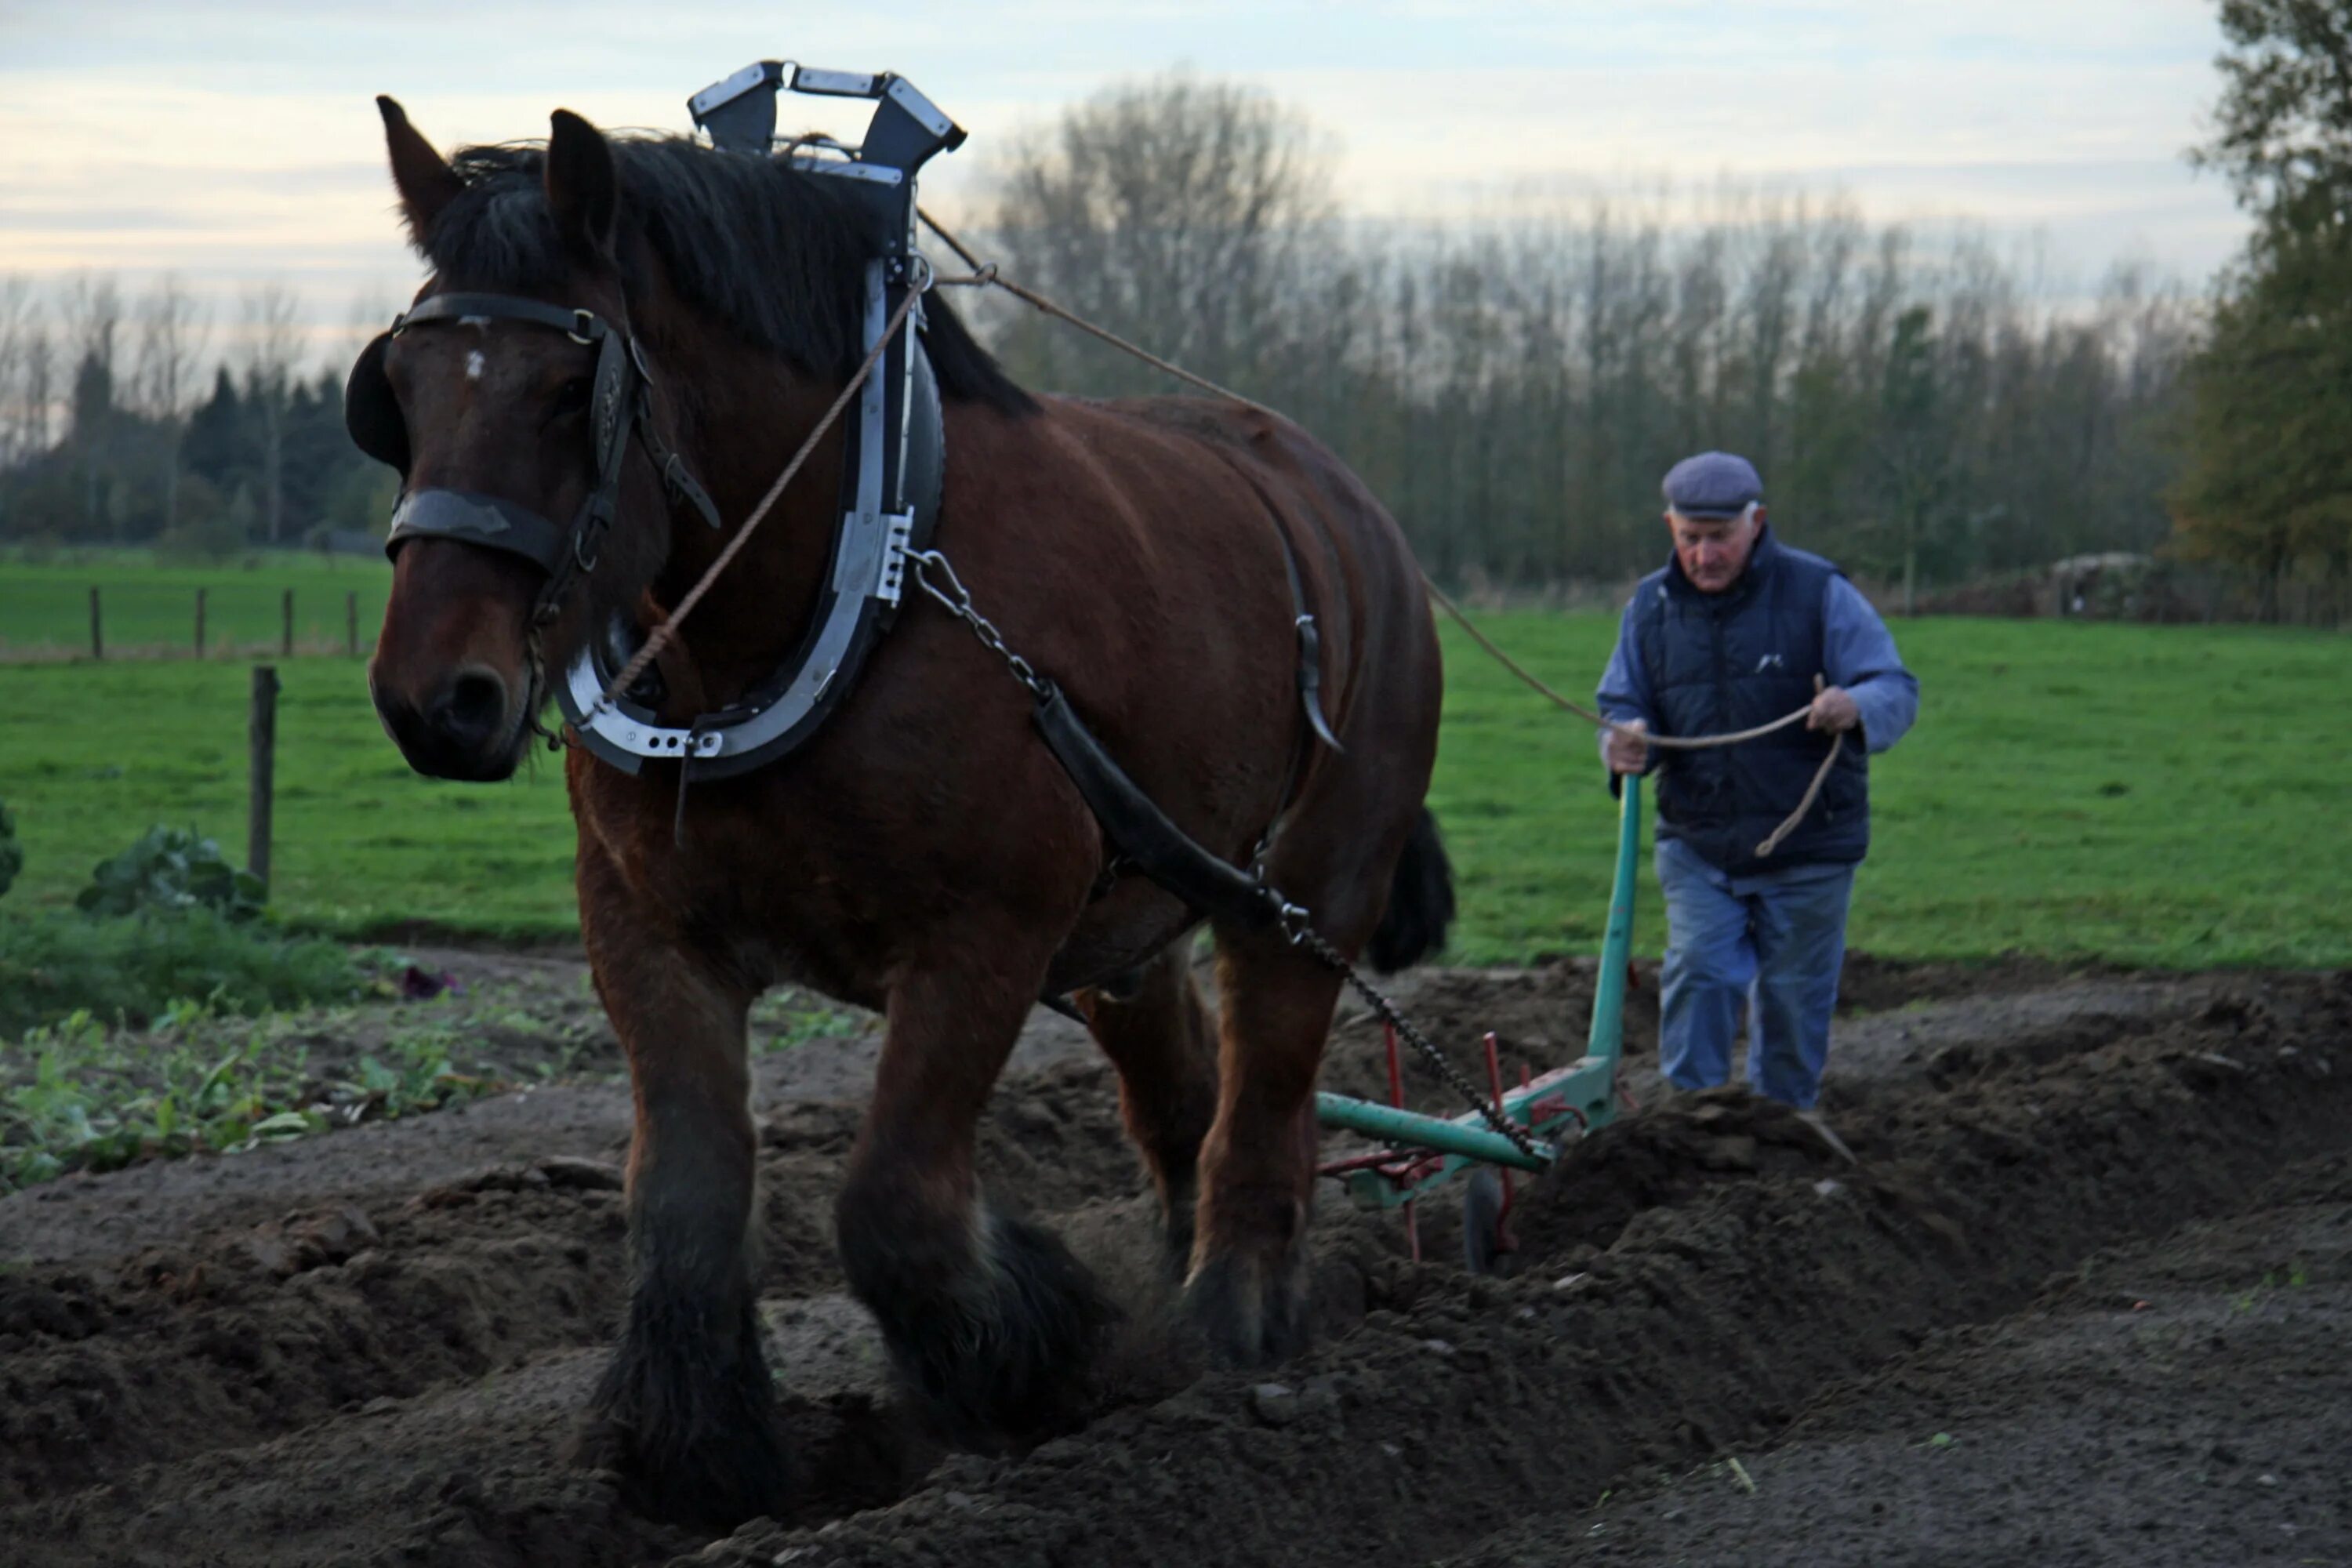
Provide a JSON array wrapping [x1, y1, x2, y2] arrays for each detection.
[[991, 73, 1334, 393], [134, 273, 212, 532], [0, 276, 39, 468], [241, 281, 303, 543]]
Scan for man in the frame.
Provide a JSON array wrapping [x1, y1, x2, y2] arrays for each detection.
[[1597, 451, 1917, 1152]]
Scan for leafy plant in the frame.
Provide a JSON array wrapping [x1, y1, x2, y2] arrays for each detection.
[[0, 1009, 324, 1190], [76, 826, 263, 920]]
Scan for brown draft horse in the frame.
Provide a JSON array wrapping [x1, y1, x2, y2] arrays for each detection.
[[361, 99, 1451, 1528]]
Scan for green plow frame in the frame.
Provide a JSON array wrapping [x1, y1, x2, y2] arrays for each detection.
[[1316, 775, 1642, 1210]]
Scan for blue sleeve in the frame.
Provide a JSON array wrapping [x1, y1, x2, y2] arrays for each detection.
[[1822, 577, 1918, 754], [1595, 591, 1656, 768]]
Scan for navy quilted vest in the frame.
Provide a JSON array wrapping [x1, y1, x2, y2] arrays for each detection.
[[1632, 531, 1871, 873]]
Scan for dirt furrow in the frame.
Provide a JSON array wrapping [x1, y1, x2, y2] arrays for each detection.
[[691, 977, 2352, 1568], [1, 967, 2338, 1568], [1444, 1152, 2352, 1566]]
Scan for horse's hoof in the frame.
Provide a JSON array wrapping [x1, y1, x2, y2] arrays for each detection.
[[573, 1308, 796, 1530], [863, 1211, 1119, 1445], [1184, 1247, 1310, 1367], [568, 1405, 794, 1530]]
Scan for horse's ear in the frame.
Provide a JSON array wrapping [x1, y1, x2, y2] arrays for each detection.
[[377, 96, 463, 249], [546, 110, 619, 263]]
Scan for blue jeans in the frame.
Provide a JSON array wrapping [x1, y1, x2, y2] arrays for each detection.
[[1653, 836, 1855, 1109]]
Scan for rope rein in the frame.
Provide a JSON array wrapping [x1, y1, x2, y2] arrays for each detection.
[[591, 284, 926, 717]]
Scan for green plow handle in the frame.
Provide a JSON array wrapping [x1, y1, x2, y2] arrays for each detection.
[[1586, 773, 1642, 1066], [1311, 773, 1646, 1207]]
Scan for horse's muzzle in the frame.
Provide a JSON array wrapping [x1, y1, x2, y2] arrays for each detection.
[[372, 663, 528, 782]]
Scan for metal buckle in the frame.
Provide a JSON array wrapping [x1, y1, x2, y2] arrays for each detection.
[[877, 513, 916, 604], [568, 310, 598, 345]]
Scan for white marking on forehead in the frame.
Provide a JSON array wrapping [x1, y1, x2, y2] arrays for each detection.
[[466, 350, 485, 383]]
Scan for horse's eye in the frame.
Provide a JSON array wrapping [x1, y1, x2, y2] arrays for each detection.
[[553, 376, 594, 415]]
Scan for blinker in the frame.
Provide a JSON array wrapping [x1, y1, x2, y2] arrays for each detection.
[[347, 290, 724, 625]]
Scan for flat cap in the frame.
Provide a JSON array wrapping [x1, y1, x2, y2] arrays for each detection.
[[1661, 451, 1763, 520]]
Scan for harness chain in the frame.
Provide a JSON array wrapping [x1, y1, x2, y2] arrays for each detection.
[[1289, 926, 1550, 1163], [916, 538, 1546, 1160]]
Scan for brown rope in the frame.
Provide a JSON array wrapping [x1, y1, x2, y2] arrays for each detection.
[[1421, 577, 1810, 750], [913, 210, 1857, 853], [1757, 733, 1842, 858], [921, 209, 1282, 419], [592, 285, 924, 717]]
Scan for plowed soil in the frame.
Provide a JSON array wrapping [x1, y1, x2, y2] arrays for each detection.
[[5, 956, 2348, 1568]]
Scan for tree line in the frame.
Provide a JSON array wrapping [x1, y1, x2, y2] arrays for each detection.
[[2, 25, 2341, 622], [981, 76, 2206, 612], [0, 276, 393, 560], [2171, 0, 2352, 622]]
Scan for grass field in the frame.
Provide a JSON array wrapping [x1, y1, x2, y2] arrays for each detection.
[[0, 609, 2344, 967], [0, 553, 392, 659]]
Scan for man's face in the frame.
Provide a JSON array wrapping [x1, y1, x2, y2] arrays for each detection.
[[1667, 506, 1763, 593]]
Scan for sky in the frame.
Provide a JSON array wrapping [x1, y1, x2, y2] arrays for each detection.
[[0, 0, 2249, 367]]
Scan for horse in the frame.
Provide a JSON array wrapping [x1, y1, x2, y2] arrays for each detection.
[[356, 97, 1452, 1529]]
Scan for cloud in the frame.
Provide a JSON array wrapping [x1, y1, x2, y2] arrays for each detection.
[[0, 0, 2247, 298]]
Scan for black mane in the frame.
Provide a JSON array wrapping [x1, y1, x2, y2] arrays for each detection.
[[423, 136, 1034, 414]]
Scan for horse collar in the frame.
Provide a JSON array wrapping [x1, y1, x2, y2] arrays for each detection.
[[550, 64, 964, 781], [555, 299, 946, 778]]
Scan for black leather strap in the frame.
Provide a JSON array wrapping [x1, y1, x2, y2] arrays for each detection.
[[386, 488, 569, 573], [1032, 681, 1276, 931], [397, 293, 601, 339]]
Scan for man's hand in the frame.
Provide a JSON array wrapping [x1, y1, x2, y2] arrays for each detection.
[[1807, 685, 1860, 734], [1604, 717, 1650, 775]]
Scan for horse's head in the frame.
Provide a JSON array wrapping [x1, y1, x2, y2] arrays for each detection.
[[356, 99, 685, 782]]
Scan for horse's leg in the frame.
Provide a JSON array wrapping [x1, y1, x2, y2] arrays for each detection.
[[570, 844, 784, 1529], [838, 946, 1120, 1441], [1184, 925, 1347, 1365], [1078, 942, 1221, 1271]]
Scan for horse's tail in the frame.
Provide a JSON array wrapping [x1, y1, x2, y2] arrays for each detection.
[[1366, 806, 1455, 973]]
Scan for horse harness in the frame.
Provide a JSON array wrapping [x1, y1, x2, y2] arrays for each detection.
[[343, 62, 1341, 936], [347, 291, 722, 633]]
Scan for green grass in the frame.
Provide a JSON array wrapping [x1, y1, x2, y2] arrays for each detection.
[[0, 608, 2344, 967], [1432, 613, 2351, 968], [0, 551, 391, 659], [0, 906, 364, 1037], [0, 659, 577, 938]]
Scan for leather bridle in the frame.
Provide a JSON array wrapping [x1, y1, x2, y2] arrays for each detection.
[[347, 289, 721, 629]]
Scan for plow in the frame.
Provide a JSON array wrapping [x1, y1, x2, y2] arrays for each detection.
[[1316, 775, 1642, 1271]]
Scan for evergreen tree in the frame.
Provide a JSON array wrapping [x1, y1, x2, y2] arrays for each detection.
[[183, 366, 249, 491]]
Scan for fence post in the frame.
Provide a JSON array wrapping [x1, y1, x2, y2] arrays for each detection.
[[248, 665, 279, 894], [281, 588, 295, 657], [346, 590, 358, 657], [194, 587, 207, 659], [89, 586, 102, 660]]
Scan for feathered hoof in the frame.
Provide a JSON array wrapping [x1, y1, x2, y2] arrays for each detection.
[[569, 1298, 795, 1531], [1185, 1243, 1311, 1368], [869, 1211, 1121, 1446]]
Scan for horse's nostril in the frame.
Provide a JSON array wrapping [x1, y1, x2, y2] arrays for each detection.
[[434, 670, 509, 748]]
